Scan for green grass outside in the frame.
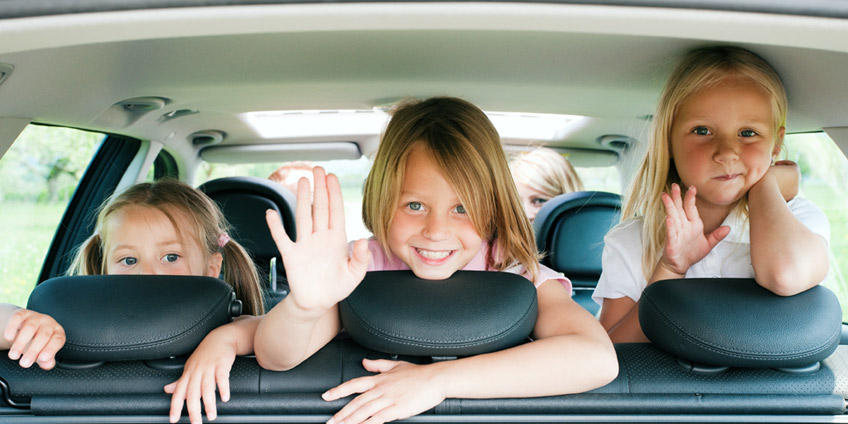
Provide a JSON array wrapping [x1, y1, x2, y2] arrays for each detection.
[[0, 202, 66, 307]]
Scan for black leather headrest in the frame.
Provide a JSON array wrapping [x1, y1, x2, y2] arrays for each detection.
[[199, 176, 297, 262], [27, 275, 241, 362], [339, 271, 537, 357], [533, 191, 620, 287], [640, 278, 841, 368]]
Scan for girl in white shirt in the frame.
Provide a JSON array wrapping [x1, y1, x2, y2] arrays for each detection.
[[594, 46, 830, 343]]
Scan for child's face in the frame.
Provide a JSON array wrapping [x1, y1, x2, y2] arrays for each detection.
[[670, 76, 783, 210], [514, 181, 549, 222], [387, 144, 483, 280], [103, 205, 222, 277]]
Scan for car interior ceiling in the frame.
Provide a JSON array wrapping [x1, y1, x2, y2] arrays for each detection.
[[2, 3, 848, 421]]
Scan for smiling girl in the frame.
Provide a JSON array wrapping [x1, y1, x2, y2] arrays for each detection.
[[253, 97, 617, 424]]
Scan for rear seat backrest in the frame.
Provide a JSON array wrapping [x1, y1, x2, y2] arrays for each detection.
[[199, 176, 296, 307], [533, 191, 621, 316]]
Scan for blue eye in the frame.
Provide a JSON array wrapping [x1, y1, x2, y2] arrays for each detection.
[[164, 253, 180, 263], [531, 198, 549, 206], [455, 204, 467, 214], [740, 129, 757, 137], [408, 202, 422, 211], [693, 127, 710, 136], [120, 257, 137, 266]]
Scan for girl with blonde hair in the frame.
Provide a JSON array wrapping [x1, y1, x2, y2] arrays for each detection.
[[594, 45, 830, 342], [67, 179, 264, 315], [256, 96, 616, 424], [510, 147, 584, 221], [167, 96, 618, 424]]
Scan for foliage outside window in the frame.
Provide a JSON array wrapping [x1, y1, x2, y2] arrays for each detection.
[[0, 125, 102, 307], [783, 132, 848, 320]]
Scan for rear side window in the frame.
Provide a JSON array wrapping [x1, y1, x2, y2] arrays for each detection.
[[0, 125, 103, 307], [195, 156, 373, 241], [783, 132, 848, 320]]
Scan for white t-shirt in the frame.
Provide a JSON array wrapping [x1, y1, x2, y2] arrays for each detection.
[[593, 196, 830, 305]]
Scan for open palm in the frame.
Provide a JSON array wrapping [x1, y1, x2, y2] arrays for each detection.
[[660, 184, 730, 275], [265, 167, 370, 313]]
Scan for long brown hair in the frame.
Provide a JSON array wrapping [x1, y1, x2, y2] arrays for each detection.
[[362, 97, 541, 280], [68, 179, 265, 315]]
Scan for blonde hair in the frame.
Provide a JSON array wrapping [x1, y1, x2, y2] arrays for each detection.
[[67, 179, 265, 315], [362, 97, 541, 280], [623, 45, 788, 280], [510, 147, 584, 198]]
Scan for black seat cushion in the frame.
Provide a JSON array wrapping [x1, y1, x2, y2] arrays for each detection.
[[339, 271, 537, 357], [27, 275, 241, 362], [533, 191, 621, 315], [199, 176, 297, 281], [640, 278, 842, 368]]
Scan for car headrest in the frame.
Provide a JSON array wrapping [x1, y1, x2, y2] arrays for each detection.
[[640, 278, 842, 369], [27, 275, 242, 362], [533, 191, 621, 288], [198, 176, 296, 266], [339, 271, 537, 357]]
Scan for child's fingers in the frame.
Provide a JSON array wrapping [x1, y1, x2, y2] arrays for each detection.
[[323, 375, 375, 402], [163, 381, 176, 394], [183, 373, 204, 424], [361, 358, 402, 373], [266, 210, 294, 253], [4, 309, 24, 342], [327, 173, 346, 232], [293, 175, 314, 240], [707, 225, 731, 248], [9, 324, 37, 367], [201, 371, 218, 421], [34, 331, 65, 370], [216, 366, 231, 403], [670, 183, 684, 211], [362, 407, 401, 424], [334, 394, 392, 424], [349, 238, 372, 276], [682, 186, 699, 222], [311, 167, 330, 233], [661, 192, 680, 232], [166, 379, 187, 423]]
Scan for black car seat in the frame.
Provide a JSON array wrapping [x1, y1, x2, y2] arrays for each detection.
[[199, 176, 296, 309], [533, 191, 621, 316]]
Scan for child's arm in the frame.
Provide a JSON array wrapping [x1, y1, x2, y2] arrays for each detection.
[[164, 315, 260, 424], [254, 167, 371, 371], [599, 184, 729, 343], [321, 280, 618, 424], [749, 161, 829, 295], [0, 303, 65, 370]]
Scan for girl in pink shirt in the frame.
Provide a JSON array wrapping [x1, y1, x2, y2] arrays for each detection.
[[169, 97, 617, 424]]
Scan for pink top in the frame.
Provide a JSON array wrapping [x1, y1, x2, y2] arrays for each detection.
[[361, 238, 572, 292]]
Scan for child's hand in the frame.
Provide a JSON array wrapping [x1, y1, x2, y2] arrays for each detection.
[[164, 330, 237, 424], [3, 308, 65, 370], [659, 184, 730, 275], [763, 160, 800, 202], [322, 359, 446, 424], [266, 166, 371, 315]]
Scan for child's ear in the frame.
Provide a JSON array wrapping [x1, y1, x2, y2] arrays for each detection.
[[773, 126, 786, 157], [206, 252, 223, 278]]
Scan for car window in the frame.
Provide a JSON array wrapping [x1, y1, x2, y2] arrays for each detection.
[[195, 156, 374, 241], [782, 132, 848, 320], [0, 125, 103, 307], [575, 165, 622, 194]]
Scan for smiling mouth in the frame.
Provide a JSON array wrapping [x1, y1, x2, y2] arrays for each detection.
[[415, 248, 455, 263]]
